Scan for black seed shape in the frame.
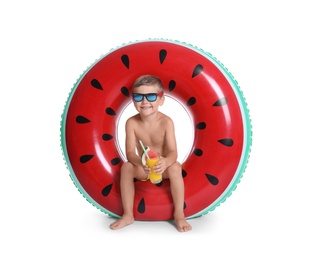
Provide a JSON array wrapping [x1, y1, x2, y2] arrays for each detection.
[[187, 97, 196, 106], [106, 107, 116, 116], [205, 173, 219, 185], [168, 80, 176, 92], [156, 181, 163, 187], [213, 97, 228, 106], [76, 115, 91, 124], [102, 134, 113, 141], [80, 154, 94, 163], [137, 198, 145, 213], [102, 184, 113, 196], [192, 64, 203, 78], [121, 54, 129, 69], [159, 49, 167, 64], [121, 86, 130, 97], [111, 158, 121, 166], [182, 169, 187, 178], [193, 148, 203, 156], [91, 79, 103, 90], [218, 138, 234, 147], [195, 122, 206, 129], [183, 202, 186, 209]]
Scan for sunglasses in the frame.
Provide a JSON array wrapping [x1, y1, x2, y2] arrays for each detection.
[[132, 92, 164, 102]]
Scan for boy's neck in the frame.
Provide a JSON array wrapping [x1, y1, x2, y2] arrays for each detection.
[[139, 111, 160, 123]]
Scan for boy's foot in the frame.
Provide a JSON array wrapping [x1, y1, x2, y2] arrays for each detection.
[[109, 215, 134, 230], [175, 217, 192, 232]]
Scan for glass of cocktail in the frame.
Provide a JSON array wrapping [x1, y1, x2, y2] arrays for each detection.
[[146, 154, 161, 184]]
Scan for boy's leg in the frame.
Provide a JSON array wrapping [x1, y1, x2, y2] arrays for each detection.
[[110, 162, 136, 229], [165, 162, 192, 232]]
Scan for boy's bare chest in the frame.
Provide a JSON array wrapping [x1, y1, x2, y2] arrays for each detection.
[[135, 124, 165, 146]]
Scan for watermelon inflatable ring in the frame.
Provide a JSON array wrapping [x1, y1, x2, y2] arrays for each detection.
[[60, 39, 252, 221]]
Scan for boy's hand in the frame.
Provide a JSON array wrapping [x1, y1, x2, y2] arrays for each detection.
[[142, 164, 151, 176], [153, 156, 167, 174]]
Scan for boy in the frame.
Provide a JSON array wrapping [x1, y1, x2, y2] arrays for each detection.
[[110, 75, 192, 232]]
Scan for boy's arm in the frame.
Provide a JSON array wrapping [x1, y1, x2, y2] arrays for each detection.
[[125, 119, 142, 167], [163, 118, 178, 166]]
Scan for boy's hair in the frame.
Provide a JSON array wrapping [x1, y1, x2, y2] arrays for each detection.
[[132, 75, 164, 92]]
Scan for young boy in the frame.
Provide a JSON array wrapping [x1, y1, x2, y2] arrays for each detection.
[[110, 75, 192, 232]]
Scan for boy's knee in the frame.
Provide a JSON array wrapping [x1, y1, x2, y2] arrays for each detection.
[[168, 162, 182, 177], [173, 162, 182, 172], [121, 161, 134, 173]]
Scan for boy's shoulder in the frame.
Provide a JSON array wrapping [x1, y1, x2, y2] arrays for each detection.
[[160, 112, 173, 121], [126, 114, 140, 123], [159, 112, 174, 127]]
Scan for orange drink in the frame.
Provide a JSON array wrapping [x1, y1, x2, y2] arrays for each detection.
[[146, 155, 162, 184]]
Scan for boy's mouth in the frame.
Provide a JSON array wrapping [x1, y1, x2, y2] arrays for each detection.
[[140, 105, 152, 110]]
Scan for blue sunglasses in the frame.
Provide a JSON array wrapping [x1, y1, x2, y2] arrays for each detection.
[[132, 92, 164, 102]]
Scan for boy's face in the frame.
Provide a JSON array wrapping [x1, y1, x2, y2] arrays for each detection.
[[132, 84, 164, 115]]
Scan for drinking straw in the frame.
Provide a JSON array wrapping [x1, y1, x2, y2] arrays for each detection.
[[139, 140, 150, 160]]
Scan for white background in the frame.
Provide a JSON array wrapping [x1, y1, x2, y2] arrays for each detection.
[[1, 1, 320, 259]]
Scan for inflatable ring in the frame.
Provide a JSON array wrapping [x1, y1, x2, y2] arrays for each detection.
[[60, 39, 252, 221]]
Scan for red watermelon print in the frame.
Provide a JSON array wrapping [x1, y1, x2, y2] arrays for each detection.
[[60, 39, 252, 221]]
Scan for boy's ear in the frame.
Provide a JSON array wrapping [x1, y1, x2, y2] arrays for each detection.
[[159, 95, 165, 106]]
